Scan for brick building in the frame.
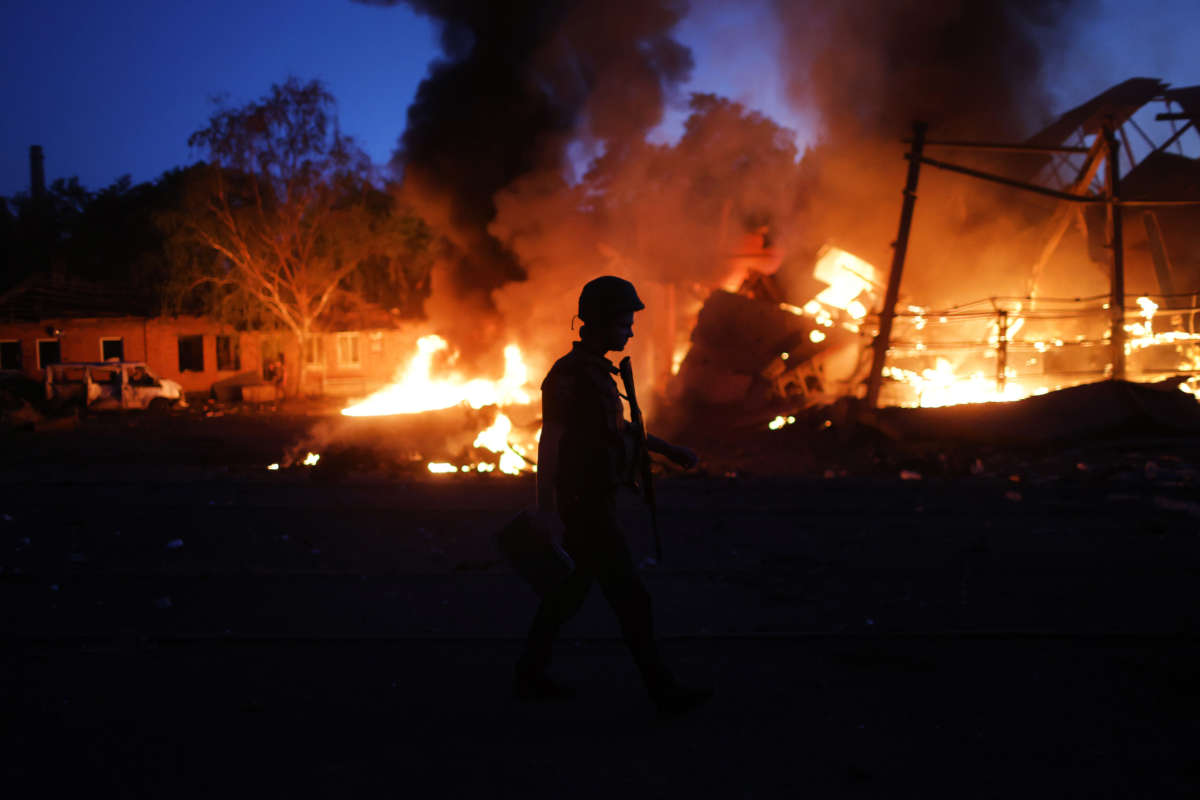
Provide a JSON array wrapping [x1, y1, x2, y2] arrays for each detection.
[[0, 274, 417, 401]]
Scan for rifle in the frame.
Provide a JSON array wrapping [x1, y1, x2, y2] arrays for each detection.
[[617, 356, 662, 563]]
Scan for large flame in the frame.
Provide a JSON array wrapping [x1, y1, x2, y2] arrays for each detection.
[[771, 244, 1200, 411], [341, 334, 538, 475], [881, 297, 1200, 408], [883, 358, 1042, 407], [342, 335, 530, 416], [812, 245, 877, 321]]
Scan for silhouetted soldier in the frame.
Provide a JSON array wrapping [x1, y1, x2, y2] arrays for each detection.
[[515, 276, 712, 716]]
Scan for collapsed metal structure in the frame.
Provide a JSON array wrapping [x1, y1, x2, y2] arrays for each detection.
[[670, 78, 1200, 418]]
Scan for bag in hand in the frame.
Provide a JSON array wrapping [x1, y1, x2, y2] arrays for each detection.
[[494, 508, 575, 597]]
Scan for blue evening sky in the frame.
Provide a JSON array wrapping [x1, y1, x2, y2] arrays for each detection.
[[2, 0, 1199, 199]]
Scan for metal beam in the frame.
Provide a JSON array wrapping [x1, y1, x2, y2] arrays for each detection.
[[1105, 121, 1126, 381], [866, 122, 926, 409], [1143, 211, 1177, 303], [910, 154, 1104, 204], [1026, 137, 1108, 302], [907, 139, 1091, 154], [910, 154, 1200, 207], [1153, 120, 1193, 155]]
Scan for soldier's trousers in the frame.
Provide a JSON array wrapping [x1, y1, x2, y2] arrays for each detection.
[[517, 494, 674, 695]]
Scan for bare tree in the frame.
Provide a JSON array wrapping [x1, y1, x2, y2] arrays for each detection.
[[165, 78, 426, 392]]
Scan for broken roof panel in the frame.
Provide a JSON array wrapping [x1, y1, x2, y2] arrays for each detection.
[[1162, 85, 1200, 126], [1121, 151, 1200, 201], [1028, 77, 1168, 147]]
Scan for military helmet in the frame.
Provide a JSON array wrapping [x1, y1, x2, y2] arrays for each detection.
[[578, 275, 645, 323]]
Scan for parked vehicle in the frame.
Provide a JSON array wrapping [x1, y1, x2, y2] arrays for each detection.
[[44, 361, 187, 412]]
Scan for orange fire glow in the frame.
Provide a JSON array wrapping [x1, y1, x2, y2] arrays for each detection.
[[341, 334, 538, 474], [881, 296, 1200, 408], [342, 335, 531, 416]]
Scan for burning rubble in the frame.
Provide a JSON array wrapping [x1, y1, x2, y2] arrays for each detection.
[[276, 72, 1200, 477], [267, 1, 1200, 474], [276, 333, 540, 477], [338, 334, 539, 475], [666, 74, 1200, 430]]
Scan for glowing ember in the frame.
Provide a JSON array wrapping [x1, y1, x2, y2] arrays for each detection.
[[427, 462, 457, 474], [302, 452, 320, 467], [342, 335, 531, 417], [768, 415, 797, 431]]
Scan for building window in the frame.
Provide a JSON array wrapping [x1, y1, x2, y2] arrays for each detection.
[[303, 336, 324, 366], [37, 339, 61, 369], [261, 336, 284, 364], [335, 332, 361, 367], [0, 341, 20, 371], [216, 335, 241, 371], [178, 335, 204, 372], [101, 337, 124, 361]]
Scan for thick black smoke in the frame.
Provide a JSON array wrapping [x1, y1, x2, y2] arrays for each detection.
[[361, 1, 692, 312], [773, 0, 1089, 142]]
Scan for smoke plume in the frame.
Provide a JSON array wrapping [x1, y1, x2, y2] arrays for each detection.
[[775, 0, 1087, 142], [363, 1, 692, 323], [770, 0, 1098, 306]]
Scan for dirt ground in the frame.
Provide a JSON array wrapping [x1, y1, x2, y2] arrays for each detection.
[[2, 404, 1199, 797]]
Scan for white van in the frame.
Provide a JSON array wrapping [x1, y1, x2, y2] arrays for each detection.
[[45, 361, 187, 412]]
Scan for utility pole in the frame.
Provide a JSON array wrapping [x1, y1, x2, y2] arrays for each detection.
[[866, 121, 927, 409], [1104, 120, 1126, 380], [996, 310, 1008, 393]]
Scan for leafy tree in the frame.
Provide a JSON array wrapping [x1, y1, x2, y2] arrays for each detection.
[[0, 171, 187, 298], [0, 177, 92, 289], [163, 77, 432, 388]]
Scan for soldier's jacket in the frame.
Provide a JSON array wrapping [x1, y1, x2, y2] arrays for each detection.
[[541, 342, 635, 503]]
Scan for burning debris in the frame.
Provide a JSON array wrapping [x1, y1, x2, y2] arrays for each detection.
[[341, 335, 532, 417], [669, 244, 877, 415], [664, 71, 1200, 426], [339, 334, 538, 474], [272, 333, 540, 477]]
